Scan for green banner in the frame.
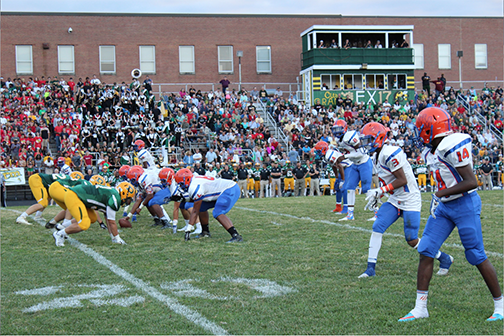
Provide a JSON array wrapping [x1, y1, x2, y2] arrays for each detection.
[[314, 89, 414, 107]]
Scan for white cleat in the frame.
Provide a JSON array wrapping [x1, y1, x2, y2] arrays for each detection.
[[52, 231, 65, 247], [339, 213, 354, 221], [112, 237, 127, 245], [367, 216, 377, 221], [177, 225, 189, 232], [16, 217, 32, 225]]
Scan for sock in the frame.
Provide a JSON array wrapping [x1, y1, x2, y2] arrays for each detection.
[[172, 219, 178, 228], [35, 211, 42, 217], [20, 212, 28, 218], [62, 218, 72, 228], [49, 218, 57, 225], [160, 216, 168, 221], [202, 224, 209, 233], [195, 222, 202, 230], [347, 189, 355, 207], [123, 205, 130, 212], [110, 233, 115, 239], [185, 219, 190, 225], [494, 296, 503, 314], [368, 232, 383, 263], [162, 208, 171, 222], [227, 226, 238, 237], [60, 229, 69, 237], [414, 290, 428, 311], [153, 216, 159, 220]]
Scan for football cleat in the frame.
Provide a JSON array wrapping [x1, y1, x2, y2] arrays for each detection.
[[194, 231, 211, 239], [160, 219, 172, 230], [226, 234, 243, 243], [172, 224, 177, 234], [487, 313, 503, 322], [437, 254, 454, 276], [367, 215, 377, 221], [45, 221, 56, 229], [398, 310, 429, 322], [358, 268, 376, 278], [152, 217, 162, 227], [52, 231, 65, 247], [331, 204, 342, 213], [132, 214, 137, 222], [112, 237, 127, 245], [184, 232, 191, 241], [16, 216, 32, 225], [339, 213, 354, 221], [123, 211, 127, 217]]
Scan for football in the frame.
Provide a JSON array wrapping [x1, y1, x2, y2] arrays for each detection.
[[118, 218, 132, 228]]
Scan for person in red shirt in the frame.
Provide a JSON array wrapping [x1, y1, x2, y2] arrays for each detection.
[[83, 150, 93, 170], [33, 133, 43, 150], [67, 77, 76, 93], [54, 121, 64, 151]]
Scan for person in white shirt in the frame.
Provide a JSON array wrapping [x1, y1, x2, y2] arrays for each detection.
[[400, 107, 503, 322], [358, 122, 453, 279], [175, 169, 243, 243], [205, 148, 217, 163]]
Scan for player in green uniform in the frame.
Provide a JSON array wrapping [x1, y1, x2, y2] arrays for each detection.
[[283, 161, 295, 197], [52, 182, 136, 247]]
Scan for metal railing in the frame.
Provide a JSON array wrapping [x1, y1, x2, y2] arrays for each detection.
[[255, 100, 291, 152], [456, 95, 503, 143], [152, 82, 298, 97]]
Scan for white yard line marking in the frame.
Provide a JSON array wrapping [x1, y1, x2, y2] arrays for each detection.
[[1, 208, 228, 335], [271, 221, 282, 226], [236, 206, 504, 258]]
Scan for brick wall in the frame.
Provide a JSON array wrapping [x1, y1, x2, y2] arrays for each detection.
[[1, 13, 502, 90]]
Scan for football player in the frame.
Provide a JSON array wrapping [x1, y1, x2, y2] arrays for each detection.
[[335, 129, 373, 220], [175, 168, 243, 243], [52, 182, 136, 246], [399, 107, 503, 322], [358, 122, 453, 279], [315, 141, 345, 208], [134, 139, 156, 170]]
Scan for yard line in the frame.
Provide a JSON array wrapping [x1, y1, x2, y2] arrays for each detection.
[[1, 209, 228, 336], [236, 207, 503, 258]]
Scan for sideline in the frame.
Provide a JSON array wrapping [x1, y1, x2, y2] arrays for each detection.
[[1, 208, 228, 336], [236, 206, 504, 258]]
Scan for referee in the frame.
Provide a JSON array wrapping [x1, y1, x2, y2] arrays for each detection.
[[270, 161, 282, 197], [479, 157, 494, 190], [293, 161, 307, 197], [236, 162, 249, 198]]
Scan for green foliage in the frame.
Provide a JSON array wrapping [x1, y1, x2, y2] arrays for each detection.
[[1, 191, 502, 334]]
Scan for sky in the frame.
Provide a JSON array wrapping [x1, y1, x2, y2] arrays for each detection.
[[1, 0, 503, 16]]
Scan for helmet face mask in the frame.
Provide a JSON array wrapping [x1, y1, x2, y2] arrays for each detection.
[[159, 168, 175, 186], [126, 166, 144, 186], [314, 141, 329, 156]]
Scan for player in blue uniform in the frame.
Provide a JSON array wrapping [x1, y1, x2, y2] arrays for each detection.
[[399, 107, 503, 322]]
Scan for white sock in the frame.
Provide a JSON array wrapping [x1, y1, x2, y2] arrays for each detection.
[[49, 218, 57, 224], [162, 208, 171, 222], [435, 250, 441, 258], [20, 212, 28, 218], [414, 290, 428, 311], [123, 205, 130, 213], [160, 216, 168, 221], [494, 296, 503, 315], [185, 219, 190, 225], [62, 218, 72, 228], [172, 219, 178, 228], [195, 222, 201, 230], [35, 211, 42, 217], [60, 230, 69, 237], [368, 232, 383, 263], [110, 233, 115, 239], [347, 189, 356, 207]]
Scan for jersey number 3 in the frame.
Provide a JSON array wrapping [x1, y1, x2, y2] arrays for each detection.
[[455, 148, 469, 162], [391, 158, 399, 167]]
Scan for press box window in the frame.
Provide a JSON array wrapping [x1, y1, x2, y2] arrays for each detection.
[[218, 46, 233, 74], [99, 46, 116, 74]]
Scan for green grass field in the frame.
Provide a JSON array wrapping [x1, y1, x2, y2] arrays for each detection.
[[1, 191, 503, 335]]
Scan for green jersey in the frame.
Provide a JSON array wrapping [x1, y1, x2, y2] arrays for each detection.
[[326, 165, 336, 178], [99, 171, 114, 185], [56, 175, 92, 188], [39, 173, 69, 188], [415, 164, 428, 175], [70, 184, 121, 216], [252, 168, 261, 181], [284, 166, 294, 178]]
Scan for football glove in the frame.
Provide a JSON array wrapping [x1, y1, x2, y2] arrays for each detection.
[[339, 181, 345, 189], [430, 194, 440, 219], [99, 222, 107, 230]]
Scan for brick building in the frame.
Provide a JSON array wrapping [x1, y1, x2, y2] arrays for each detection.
[[1, 12, 502, 93]]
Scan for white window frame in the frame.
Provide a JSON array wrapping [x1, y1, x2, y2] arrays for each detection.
[[179, 46, 195, 74], [412, 43, 424, 69], [218, 46, 233, 74], [99, 45, 116, 74], [256, 46, 272, 73], [58, 45, 75, 74], [139, 46, 156, 74], [15, 45, 33, 75], [438, 44, 451, 70], [475, 44, 487, 69]]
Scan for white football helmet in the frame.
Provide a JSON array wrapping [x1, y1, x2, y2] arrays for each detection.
[[342, 131, 361, 148]]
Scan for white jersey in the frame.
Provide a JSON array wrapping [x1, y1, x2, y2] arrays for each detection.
[[138, 171, 162, 194], [60, 164, 72, 175], [335, 138, 353, 167], [341, 131, 369, 165], [376, 145, 421, 211], [187, 176, 236, 202], [137, 149, 156, 169], [432, 133, 477, 202]]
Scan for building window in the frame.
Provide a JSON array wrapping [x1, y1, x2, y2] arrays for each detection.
[[15, 45, 33, 74], [387, 74, 407, 90], [412, 44, 424, 69], [320, 74, 341, 90], [475, 44, 487, 69], [179, 46, 195, 74], [438, 44, 451, 69], [256, 46, 271, 73], [365, 74, 385, 89], [218, 46, 233, 74], [343, 74, 363, 90], [139, 46, 156, 74], [99, 46, 116, 74], [58, 45, 75, 74]]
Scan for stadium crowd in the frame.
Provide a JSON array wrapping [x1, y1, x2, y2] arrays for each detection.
[[0, 73, 503, 196]]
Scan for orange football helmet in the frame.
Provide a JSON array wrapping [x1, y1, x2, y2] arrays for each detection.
[[133, 139, 145, 151], [314, 141, 329, 155], [118, 165, 131, 180], [174, 168, 193, 191], [360, 122, 389, 153], [332, 119, 348, 137], [414, 107, 452, 147], [126, 166, 144, 186], [159, 168, 175, 185]]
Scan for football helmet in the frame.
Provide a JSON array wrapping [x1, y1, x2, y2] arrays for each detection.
[[331, 119, 348, 138], [342, 130, 361, 148], [133, 139, 145, 151], [90, 175, 107, 186], [174, 168, 193, 191], [57, 157, 65, 168], [126, 166, 144, 186], [159, 168, 175, 186], [418, 158, 425, 164], [414, 107, 452, 147], [116, 181, 136, 204], [70, 171, 84, 180], [360, 122, 389, 153], [118, 165, 131, 180], [314, 141, 329, 155]]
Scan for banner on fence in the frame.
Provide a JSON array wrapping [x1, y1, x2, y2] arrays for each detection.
[[0, 168, 26, 186]]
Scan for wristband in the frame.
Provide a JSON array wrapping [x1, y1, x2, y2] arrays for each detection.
[[380, 183, 394, 193], [138, 203, 144, 210], [127, 212, 133, 219]]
